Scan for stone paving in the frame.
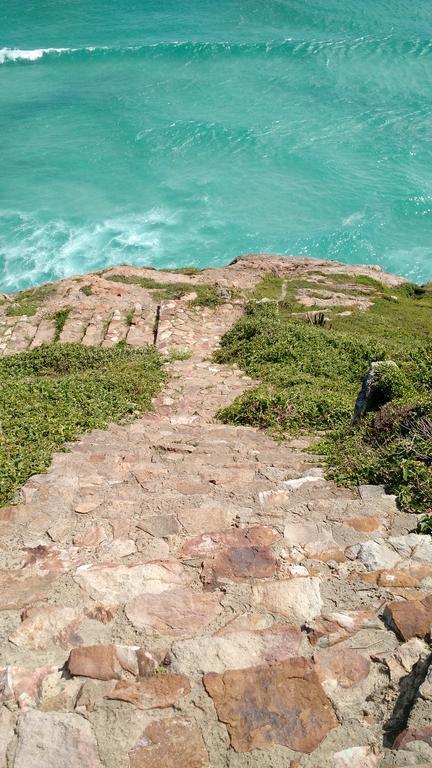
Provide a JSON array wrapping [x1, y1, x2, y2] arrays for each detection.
[[0, 257, 430, 768]]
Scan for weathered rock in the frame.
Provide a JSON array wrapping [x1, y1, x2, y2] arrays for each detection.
[[347, 535, 432, 571], [253, 577, 322, 623], [307, 609, 383, 647], [203, 658, 338, 753], [0, 569, 54, 610], [181, 526, 281, 559], [129, 717, 208, 768], [384, 596, 432, 641], [394, 726, 432, 749], [9, 606, 80, 650], [137, 514, 180, 537], [283, 521, 337, 557], [74, 560, 190, 602], [177, 504, 235, 535], [171, 624, 302, 674], [333, 745, 380, 768], [314, 647, 370, 689], [0, 708, 14, 768], [343, 517, 382, 533], [21, 545, 78, 573], [126, 587, 222, 636], [202, 545, 277, 582], [68, 644, 157, 680], [75, 499, 102, 515], [107, 673, 190, 709], [379, 638, 431, 683], [14, 710, 102, 768], [0, 665, 58, 710], [73, 525, 107, 548]]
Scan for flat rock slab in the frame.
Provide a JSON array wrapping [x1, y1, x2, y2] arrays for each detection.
[[171, 624, 302, 675], [129, 717, 208, 768], [202, 545, 277, 582], [253, 577, 322, 623], [181, 526, 281, 559], [68, 644, 157, 681], [314, 647, 371, 689], [384, 595, 432, 641], [107, 673, 191, 709], [126, 587, 222, 636], [74, 560, 190, 602], [14, 710, 102, 768], [203, 657, 338, 753], [0, 570, 55, 610]]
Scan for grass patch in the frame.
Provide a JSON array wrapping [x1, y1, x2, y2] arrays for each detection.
[[106, 274, 222, 307], [80, 284, 93, 296], [215, 280, 432, 512], [51, 308, 71, 341], [7, 283, 55, 317], [0, 343, 165, 506]]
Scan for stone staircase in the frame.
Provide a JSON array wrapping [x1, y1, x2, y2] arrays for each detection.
[[0, 258, 431, 768]]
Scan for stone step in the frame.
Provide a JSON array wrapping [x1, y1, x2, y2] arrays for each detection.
[[59, 309, 93, 343], [29, 317, 56, 348], [2, 317, 38, 355], [101, 310, 129, 348], [81, 312, 112, 347], [125, 304, 155, 347]]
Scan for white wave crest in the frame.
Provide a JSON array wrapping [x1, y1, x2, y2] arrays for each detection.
[[0, 46, 103, 64]]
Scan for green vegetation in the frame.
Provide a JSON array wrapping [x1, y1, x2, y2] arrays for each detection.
[[51, 307, 71, 341], [80, 284, 93, 296], [215, 278, 432, 512], [6, 283, 55, 317], [125, 309, 135, 326], [0, 343, 165, 506], [418, 515, 432, 535], [106, 274, 222, 307]]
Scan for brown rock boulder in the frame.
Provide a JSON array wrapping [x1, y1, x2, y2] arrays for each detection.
[[203, 657, 338, 753], [384, 596, 432, 641]]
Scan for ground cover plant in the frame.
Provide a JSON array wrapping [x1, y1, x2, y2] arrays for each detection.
[[0, 343, 165, 506], [215, 277, 432, 513], [6, 283, 55, 317], [105, 274, 222, 307]]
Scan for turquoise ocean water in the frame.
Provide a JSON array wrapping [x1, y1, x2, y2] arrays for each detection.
[[1, 1, 432, 291]]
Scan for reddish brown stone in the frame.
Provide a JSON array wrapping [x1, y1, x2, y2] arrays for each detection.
[[0, 664, 58, 710], [21, 545, 76, 573], [126, 587, 222, 637], [384, 597, 432, 641], [359, 570, 420, 588], [0, 569, 55, 610], [307, 609, 382, 647], [343, 517, 382, 532], [394, 725, 432, 749], [108, 673, 190, 709], [73, 525, 106, 548], [203, 658, 338, 753], [110, 518, 130, 539], [314, 647, 370, 688], [68, 645, 122, 681], [202, 545, 277, 582], [9, 605, 80, 650], [181, 526, 281, 559], [129, 717, 208, 768]]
